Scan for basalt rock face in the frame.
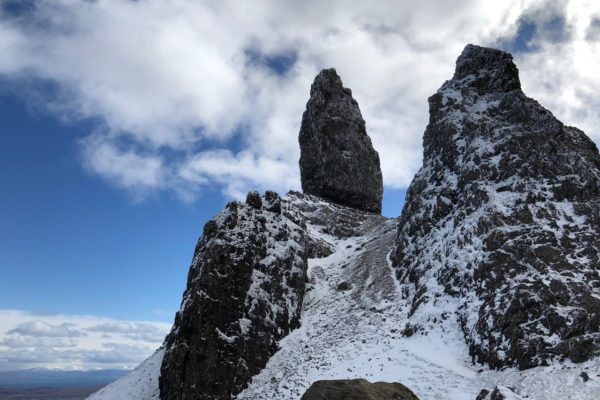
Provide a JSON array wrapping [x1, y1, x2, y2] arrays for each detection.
[[299, 68, 384, 214], [393, 44, 600, 369], [159, 192, 308, 400]]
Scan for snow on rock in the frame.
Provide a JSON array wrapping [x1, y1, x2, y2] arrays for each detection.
[[88, 191, 599, 400], [238, 192, 599, 400], [88, 45, 600, 400], [87, 348, 163, 400], [392, 44, 600, 370], [159, 193, 309, 400]]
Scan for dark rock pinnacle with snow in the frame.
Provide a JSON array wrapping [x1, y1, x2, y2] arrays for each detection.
[[393, 44, 600, 369], [159, 193, 308, 399], [299, 68, 384, 214]]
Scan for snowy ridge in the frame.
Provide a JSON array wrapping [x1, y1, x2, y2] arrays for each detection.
[[88, 193, 599, 400], [237, 194, 599, 399]]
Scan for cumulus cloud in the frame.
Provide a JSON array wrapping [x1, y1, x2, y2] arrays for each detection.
[[88, 322, 169, 342], [0, 310, 170, 371], [0, 336, 78, 349], [79, 133, 166, 199], [7, 321, 85, 338], [0, 0, 599, 201]]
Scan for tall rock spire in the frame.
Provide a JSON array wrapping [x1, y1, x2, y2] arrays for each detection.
[[393, 44, 600, 369], [299, 68, 384, 214]]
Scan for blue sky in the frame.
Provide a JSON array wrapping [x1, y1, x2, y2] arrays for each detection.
[[1, 0, 599, 371], [0, 85, 406, 324]]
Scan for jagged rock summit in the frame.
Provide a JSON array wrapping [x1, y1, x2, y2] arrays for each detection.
[[299, 68, 384, 214], [393, 44, 600, 369], [453, 44, 521, 92]]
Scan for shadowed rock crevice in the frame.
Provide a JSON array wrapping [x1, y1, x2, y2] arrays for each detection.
[[299, 68, 384, 214]]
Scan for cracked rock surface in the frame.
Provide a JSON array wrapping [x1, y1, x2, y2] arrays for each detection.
[[393, 44, 600, 370], [299, 68, 384, 214]]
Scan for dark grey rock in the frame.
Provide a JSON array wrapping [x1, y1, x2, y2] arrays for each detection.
[[301, 379, 420, 400], [306, 236, 335, 258], [299, 68, 384, 214], [158, 191, 381, 400], [263, 190, 281, 213], [580, 371, 590, 382], [393, 44, 600, 370], [474, 386, 521, 400], [159, 198, 308, 400], [245, 190, 262, 209], [453, 44, 521, 93], [336, 281, 351, 291]]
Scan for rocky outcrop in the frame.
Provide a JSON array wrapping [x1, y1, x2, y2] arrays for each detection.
[[301, 379, 420, 400], [393, 44, 600, 369], [476, 386, 524, 400], [299, 68, 384, 214], [159, 192, 308, 399], [86, 45, 600, 400]]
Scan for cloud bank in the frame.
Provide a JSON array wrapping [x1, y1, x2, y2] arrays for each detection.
[[0, 310, 170, 371], [0, 0, 599, 201]]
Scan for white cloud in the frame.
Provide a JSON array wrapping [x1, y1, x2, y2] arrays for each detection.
[[0, 310, 171, 371], [0, 0, 599, 202], [88, 322, 168, 342], [79, 133, 166, 198], [1, 336, 78, 349], [7, 321, 85, 338]]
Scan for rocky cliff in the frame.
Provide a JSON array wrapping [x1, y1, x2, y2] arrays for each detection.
[[299, 68, 384, 214], [392, 44, 600, 369], [159, 191, 309, 399]]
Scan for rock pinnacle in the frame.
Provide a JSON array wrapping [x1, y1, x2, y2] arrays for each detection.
[[299, 68, 384, 214]]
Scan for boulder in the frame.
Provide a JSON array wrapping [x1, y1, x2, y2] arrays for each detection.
[[301, 379, 420, 400]]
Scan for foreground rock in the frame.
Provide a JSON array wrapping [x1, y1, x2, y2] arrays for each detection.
[[159, 192, 308, 399], [299, 68, 384, 214], [393, 44, 600, 369], [301, 379, 420, 400]]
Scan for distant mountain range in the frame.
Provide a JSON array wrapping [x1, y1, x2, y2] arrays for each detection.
[[0, 386, 104, 400], [0, 368, 127, 389]]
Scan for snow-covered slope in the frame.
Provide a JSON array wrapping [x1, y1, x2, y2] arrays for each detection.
[[89, 193, 599, 400], [88, 45, 600, 400], [87, 348, 163, 400], [238, 194, 599, 399]]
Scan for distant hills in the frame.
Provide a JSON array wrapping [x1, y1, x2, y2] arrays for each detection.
[[0, 368, 127, 389], [0, 386, 104, 400]]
